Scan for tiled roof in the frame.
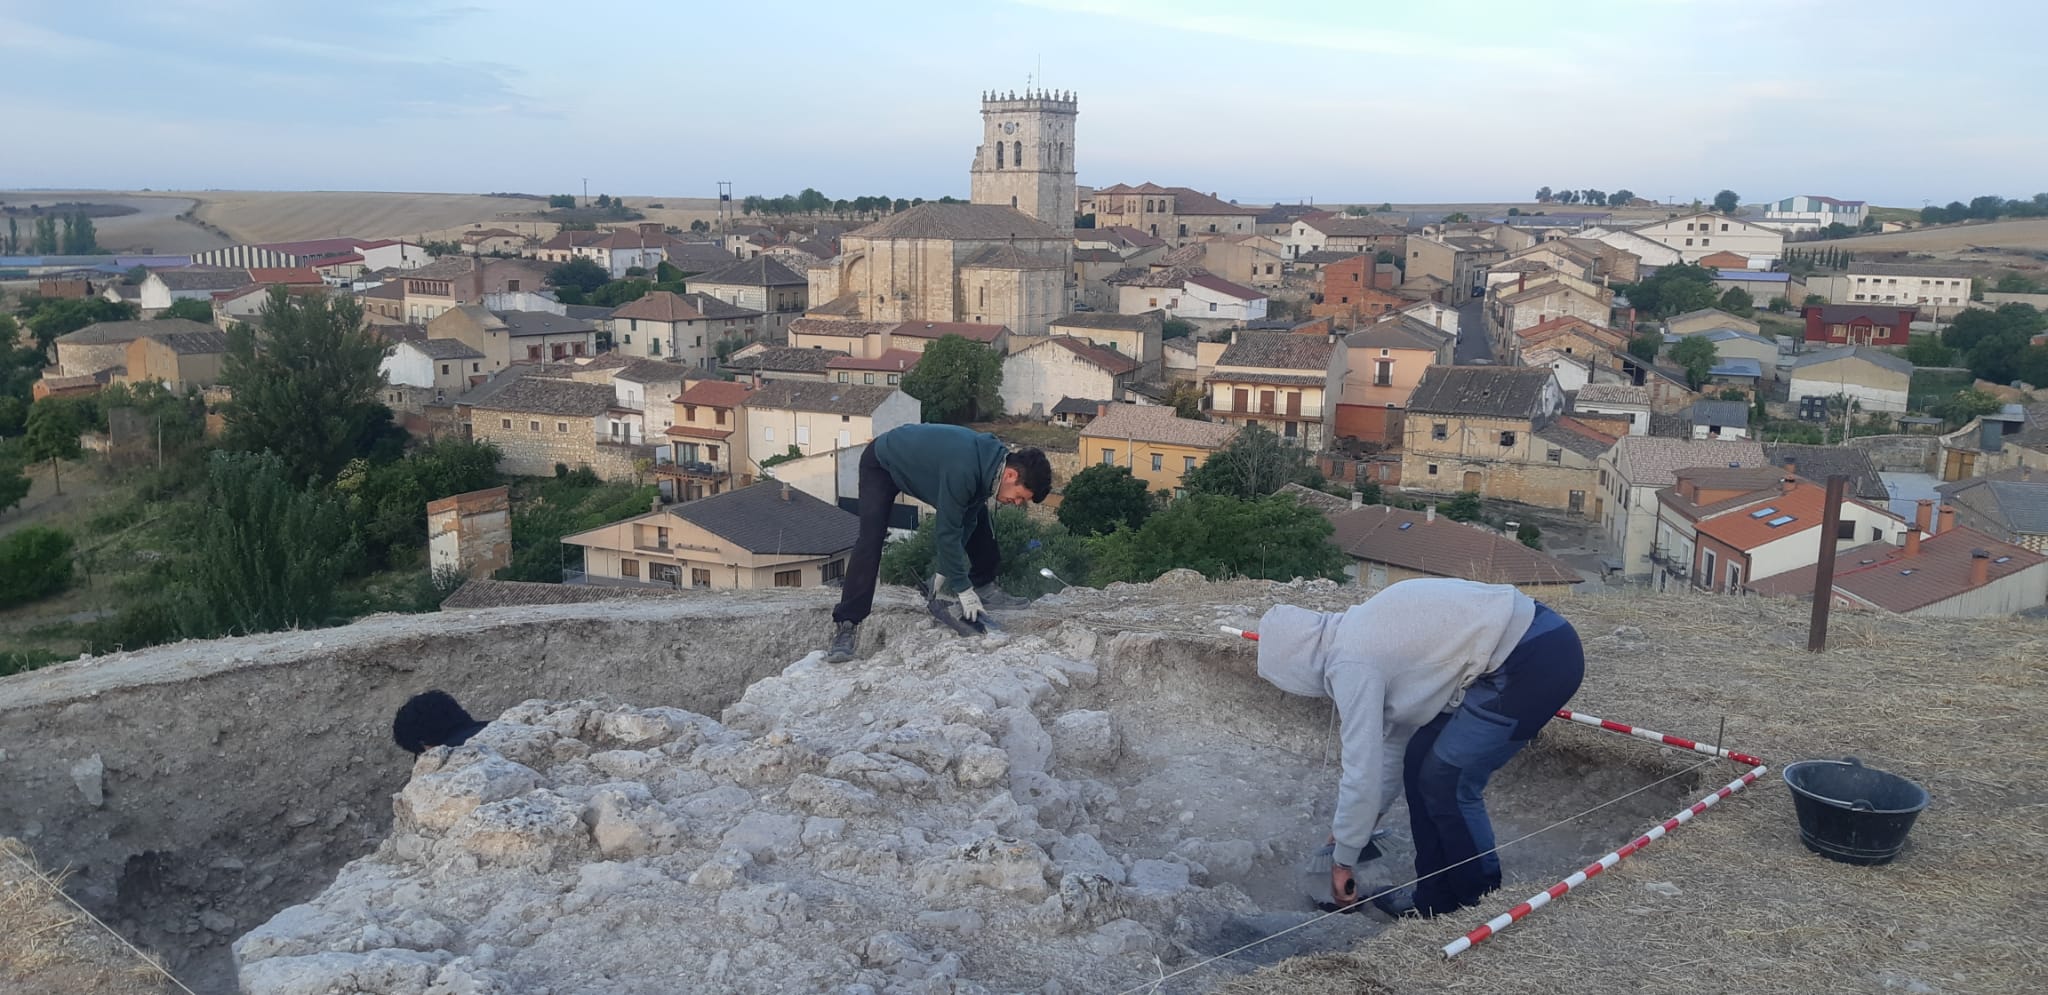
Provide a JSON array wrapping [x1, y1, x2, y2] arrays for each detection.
[[687, 256, 807, 288], [827, 349, 921, 372], [1516, 315, 1628, 351], [1296, 249, 1368, 264], [891, 321, 1006, 343], [667, 243, 743, 272], [1077, 225, 1166, 249], [1210, 371, 1325, 387], [671, 483, 860, 555], [1608, 436, 1768, 488], [611, 291, 758, 323], [610, 357, 693, 384], [469, 376, 617, 417], [1328, 505, 1583, 586], [962, 244, 1063, 270], [1690, 399, 1750, 427], [1765, 444, 1889, 502], [1052, 312, 1157, 332], [152, 268, 251, 291], [1937, 469, 2048, 535], [1665, 307, 1749, 326], [1033, 336, 1140, 376], [741, 379, 899, 416], [246, 266, 324, 285], [806, 293, 863, 317], [851, 203, 1063, 241], [1696, 479, 1893, 552], [411, 338, 483, 360], [790, 317, 889, 338], [724, 346, 846, 374], [1656, 468, 1787, 521], [1748, 527, 2045, 612], [1216, 331, 1334, 372], [1407, 366, 1554, 418], [1163, 187, 1263, 216], [1498, 279, 1597, 305], [1343, 320, 1445, 352], [441, 579, 684, 609], [1788, 344, 1913, 376], [678, 379, 753, 408], [1186, 272, 1265, 301], [1052, 396, 1106, 417], [60, 318, 213, 346], [498, 311, 597, 338], [1109, 264, 1199, 289], [1574, 383, 1650, 407], [1303, 216, 1404, 238], [1079, 403, 1239, 449], [1535, 416, 1618, 460]]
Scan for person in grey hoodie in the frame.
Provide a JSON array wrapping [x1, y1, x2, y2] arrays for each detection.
[[1256, 577, 1584, 918]]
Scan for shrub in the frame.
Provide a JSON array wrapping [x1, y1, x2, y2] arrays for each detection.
[[0, 526, 74, 607]]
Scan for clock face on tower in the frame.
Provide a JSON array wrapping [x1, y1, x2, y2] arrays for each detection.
[[1002, 121, 1017, 135]]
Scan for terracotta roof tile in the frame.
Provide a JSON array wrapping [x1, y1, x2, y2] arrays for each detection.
[[1748, 527, 2045, 612], [1216, 331, 1333, 371], [678, 380, 753, 408], [1079, 404, 1238, 449], [1407, 366, 1555, 418], [1041, 337, 1140, 376], [890, 321, 1007, 343], [1328, 505, 1583, 586]]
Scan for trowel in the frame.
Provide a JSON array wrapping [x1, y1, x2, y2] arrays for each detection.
[[1302, 836, 1387, 913]]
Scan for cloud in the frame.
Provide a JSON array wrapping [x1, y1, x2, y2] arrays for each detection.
[[1009, 0, 1549, 62]]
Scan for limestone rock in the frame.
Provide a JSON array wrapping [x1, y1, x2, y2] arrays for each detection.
[[688, 847, 755, 890], [825, 751, 933, 795], [398, 755, 543, 834], [447, 791, 590, 868], [954, 744, 1011, 788], [1052, 834, 1124, 884], [1127, 859, 1191, 897], [1086, 919, 1158, 957], [994, 708, 1054, 773], [912, 837, 1053, 900], [721, 811, 805, 861], [787, 773, 883, 817], [70, 754, 104, 808]]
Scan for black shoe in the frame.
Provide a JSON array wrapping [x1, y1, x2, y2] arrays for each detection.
[[824, 620, 858, 663], [1371, 887, 1421, 919], [973, 583, 1030, 609]]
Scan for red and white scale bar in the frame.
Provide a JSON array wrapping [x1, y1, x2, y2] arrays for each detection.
[[1553, 707, 1766, 768], [1441, 763, 1767, 959], [1220, 626, 1259, 641]]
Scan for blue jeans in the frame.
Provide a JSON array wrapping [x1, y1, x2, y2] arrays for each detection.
[[1405, 605, 1584, 916]]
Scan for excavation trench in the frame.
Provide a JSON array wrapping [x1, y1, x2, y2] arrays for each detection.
[[0, 586, 1706, 994]]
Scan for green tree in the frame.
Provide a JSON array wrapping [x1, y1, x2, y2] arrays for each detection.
[[759, 444, 804, 469], [1935, 387, 2006, 426], [1803, 293, 1827, 307], [173, 451, 362, 638], [60, 211, 97, 254], [0, 526, 73, 607], [689, 219, 710, 234], [32, 216, 58, 254], [1164, 380, 1206, 419], [1627, 331, 1663, 362], [1057, 464, 1152, 536], [1766, 295, 1790, 313], [548, 256, 610, 296], [0, 396, 24, 438], [1444, 212, 1471, 223], [4, 216, 17, 255], [1534, 187, 1553, 202], [900, 334, 1002, 423], [1669, 335, 1719, 389], [23, 398, 82, 495], [589, 278, 653, 307], [1439, 491, 1483, 522], [333, 439, 501, 570], [1610, 189, 1635, 207], [1713, 190, 1740, 214], [0, 461, 29, 513], [1616, 262, 1719, 317], [1086, 493, 1344, 585], [159, 298, 213, 322], [1995, 272, 2041, 294], [1161, 318, 1195, 340], [1182, 423, 1314, 499], [1902, 335, 1956, 367], [548, 194, 577, 208], [221, 290, 395, 484], [25, 298, 138, 355], [1718, 287, 1755, 317], [1516, 521, 1542, 549]]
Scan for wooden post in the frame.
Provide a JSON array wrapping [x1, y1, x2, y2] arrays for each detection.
[[1807, 474, 1849, 652]]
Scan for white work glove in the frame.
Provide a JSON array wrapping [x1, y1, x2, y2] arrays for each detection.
[[956, 586, 984, 622]]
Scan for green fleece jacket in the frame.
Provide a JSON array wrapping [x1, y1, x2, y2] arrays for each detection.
[[871, 424, 1008, 594]]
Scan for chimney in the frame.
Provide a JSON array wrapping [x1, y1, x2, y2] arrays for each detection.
[[650, 495, 663, 514], [1518, 272, 1526, 293], [1096, 403, 1108, 419], [780, 482, 791, 502], [1904, 529, 1921, 558], [1780, 476, 1796, 495], [1938, 504, 1956, 535], [1426, 504, 1437, 522], [1350, 491, 1363, 510], [1970, 549, 1991, 588], [1783, 458, 1798, 477], [1914, 498, 1933, 534], [1677, 477, 1698, 502]]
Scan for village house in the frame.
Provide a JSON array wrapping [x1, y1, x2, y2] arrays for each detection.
[[563, 482, 859, 591], [1487, 278, 1612, 348], [1313, 256, 1410, 328], [788, 318, 896, 355], [826, 351, 920, 388], [1111, 267, 1268, 327], [1256, 204, 1324, 239], [1072, 247, 1128, 311], [1761, 194, 1868, 232], [52, 318, 215, 379], [426, 486, 511, 580], [1689, 399, 1751, 440], [723, 345, 846, 383], [358, 257, 551, 326], [1936, 467, 2048, 552], [1788, 345, 1912, 413], [1046, 312, 1163, 370], [1522, 348, 1601, 394], [459, 228, 530, 255], [1326, 501, 1584, 596], [121, 327, 228, 394], [1572, 383, 1652, 435], [1405, 235, 1507, 303], [685, 256, 810, 340], [1600, 436, 1769, 578], [1805, 261, 1972, 313], [1748, 512, 2048, 618], [533, 223, 689, 277], [569, 356, 696, 439], [1801, 303, 1917, 347], [1177, 234, 1287, 288], [1578, 226, 1683, 269], [659, 379, 753, 503], [380, 339, 485, 397], [1695, 327, 1784, 381], [1325, 317, 1455, 446], [1074, 225, 1169, 263], [1650, 469, 1909, 593], [1663, 308, 1761, 338], [610, 291, 764, 368], [1400, 366, 1614, 516], [1284, 215, 1405, 259], [807, 203, 1070, 336], [1079, 403, 1240, 496], [1629, 212, 1784, 264], [426, 305, 597, 372], [1204, 332, 1335, 449], [1617, 357, 1703, 415], [1936, 403, 2048, 481], [468, 375, 649, 480], [885, 320, 1010, 357], [739, 380, 918, 471], [1765, 445, 1892, 504], [136, 269, 250, 315], [1080, 184, 1264, 245], [1507, 315, 1630, 369], [1000, 336, 1140, 419]]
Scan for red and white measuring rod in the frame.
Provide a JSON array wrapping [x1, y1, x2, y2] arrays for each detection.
[[1553, 708, 1766, 768]]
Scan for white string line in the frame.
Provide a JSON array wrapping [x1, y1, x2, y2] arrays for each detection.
[[1, 847, 201, 995], [1112, 753, 1726, 995]]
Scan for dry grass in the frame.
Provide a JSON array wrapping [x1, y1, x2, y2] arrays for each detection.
[[1823, 219, 2048, 261], [0, 839, 171, 994], [1144, 588, 2048, 995]]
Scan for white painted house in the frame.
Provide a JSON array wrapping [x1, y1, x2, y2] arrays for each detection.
[[1761, 195, 1867, 232], [380, 338, 483, 394], [1180, 273, 1268, 322], [1788, 346, 1912, 414], [355, 240, 433, 272], [1578, 227, 1683, 268], [999, 336, 1141, 419], [1628, 213, 1783, 264]]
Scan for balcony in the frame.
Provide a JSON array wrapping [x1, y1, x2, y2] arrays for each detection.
[[655, 460, 729, 480]]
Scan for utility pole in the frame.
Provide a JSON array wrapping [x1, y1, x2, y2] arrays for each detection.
[[582, 178, 589, 207], [1807, 475, 1849, 651]]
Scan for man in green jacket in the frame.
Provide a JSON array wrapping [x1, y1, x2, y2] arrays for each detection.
[[826, 424, 1053, 662]]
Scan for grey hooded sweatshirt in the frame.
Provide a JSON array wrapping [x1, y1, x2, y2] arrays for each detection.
[[1257, 578, 1536, 865]]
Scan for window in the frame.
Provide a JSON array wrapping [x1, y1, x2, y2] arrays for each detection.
[[887, 374, 900, 385], [1173, 488, 1186, 500], [500, 418, 511, 429], [684, 404, 697, 420], [1432, 422, 1448, 440], [1209, 302, 1218, 312], [621, 558, 640, 579], [1184, 456, 1195, 473], [764, 426, 775, 441], [1151, 453, 1163, 472], [623, 333, 632, 345], [1427, 463, 1439, 476], [1838, 521, 1857, 540], [715, 409, 726, 425], [796, 425, 810, 445], [1499, 431, 1516, 446], [1148, 297, 1158, 307], [557, 421, 568, 433], [1101, 448, 1115, 466], [440, 363, 450, 375], [707, 445, 718, 460], [1702, 550, 1716, 581], [655, 526, 670, 548], [650, 563, 679, 585], [838, 371, 850, 383], [527, 345, 542, 360], [651, 339, 661, 356], [863, 373, 875, 385], [1374, 360, 1392, 386], [774, 569, 801, 588], [528, 420, 540, 432], [1599, 469, 1607, 486], [1701, 239, 1709, 246], [630, 318, 639, 331], [472, 362, 480, 373], [1547, 448, 1562, 463], [822, 559, 844, 583], [1720, 223, 1729, 232], [1684, 238, 1694, 246]]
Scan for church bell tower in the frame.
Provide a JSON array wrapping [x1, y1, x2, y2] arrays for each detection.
[[969, 88, 1078, 234]]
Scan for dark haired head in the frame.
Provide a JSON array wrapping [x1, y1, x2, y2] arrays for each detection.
[[392, 690, 488, 755], [1006, 448, 1053, 503]]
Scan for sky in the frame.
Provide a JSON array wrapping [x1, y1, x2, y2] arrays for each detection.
[[4, 0, 2043, 207]]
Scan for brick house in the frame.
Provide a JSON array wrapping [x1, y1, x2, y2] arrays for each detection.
[[1205, 331, 1336, 449], [1406, 235, 1506, 303], [426, 486, 511, 580], [659, 379, 752, 503], [1488, 279, 1612, 350], [121, 327, 228, 393], [1400, 366, 1615, 515], [563, 482, 859, 591], [469, 375, 651, 480], [1313, 256, 1410, 328], [1326, 317, 1455, 446], [1802, 304, 1916, 346], [1508, 315, 1630, 368]]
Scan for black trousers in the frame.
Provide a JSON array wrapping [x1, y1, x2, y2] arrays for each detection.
[[833, 446, 999, 626]]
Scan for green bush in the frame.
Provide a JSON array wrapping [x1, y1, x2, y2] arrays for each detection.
[[0, 648, 69, 677], [0, 526, 74, 607], [879, 508, 1088, 599]]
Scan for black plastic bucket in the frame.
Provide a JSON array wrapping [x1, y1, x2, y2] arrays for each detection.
[[1782, 757, 1929, 865]]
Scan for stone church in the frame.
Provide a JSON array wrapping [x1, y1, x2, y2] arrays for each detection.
[[807, 90, 1077, 336]]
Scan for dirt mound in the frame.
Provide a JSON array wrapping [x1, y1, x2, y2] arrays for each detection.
[[1, 839, 171, 995]]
